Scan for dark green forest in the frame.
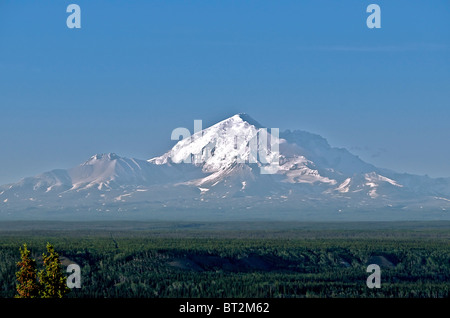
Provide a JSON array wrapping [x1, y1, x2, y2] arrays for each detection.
[[0, 221, 448, 298]]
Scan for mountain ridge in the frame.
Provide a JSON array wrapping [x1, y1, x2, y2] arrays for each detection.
[[1, 113, 449, 221]]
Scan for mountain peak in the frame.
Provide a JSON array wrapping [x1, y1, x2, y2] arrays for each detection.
[[84, 153, 120, 165], [228, 113, 264, 129], [149, 113, 268, 169]]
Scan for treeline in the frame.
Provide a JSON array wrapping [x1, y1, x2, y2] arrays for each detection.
[[0, 232, 448, 298]]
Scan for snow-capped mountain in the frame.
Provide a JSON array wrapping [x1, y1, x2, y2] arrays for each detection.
[[1, 113, 449, 220]]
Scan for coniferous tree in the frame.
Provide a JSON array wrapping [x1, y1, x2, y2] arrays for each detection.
[[15, 244, 40, 298], [38, 243, 70, 298]]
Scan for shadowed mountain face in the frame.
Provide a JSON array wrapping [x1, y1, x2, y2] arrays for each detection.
[[1, 114, 449, 221]]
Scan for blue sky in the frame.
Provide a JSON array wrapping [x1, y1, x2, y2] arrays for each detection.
[[0, 0, 449, 184]]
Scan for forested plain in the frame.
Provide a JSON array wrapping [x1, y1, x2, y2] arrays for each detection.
[[0, 221, 448, 298]]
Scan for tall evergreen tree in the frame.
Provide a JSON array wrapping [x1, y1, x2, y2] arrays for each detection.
[[38, 243, 70, 298], [15, 244, 40, 298]]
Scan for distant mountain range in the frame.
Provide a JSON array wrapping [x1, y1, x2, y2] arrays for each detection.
[[1, 113, 449, 221]]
